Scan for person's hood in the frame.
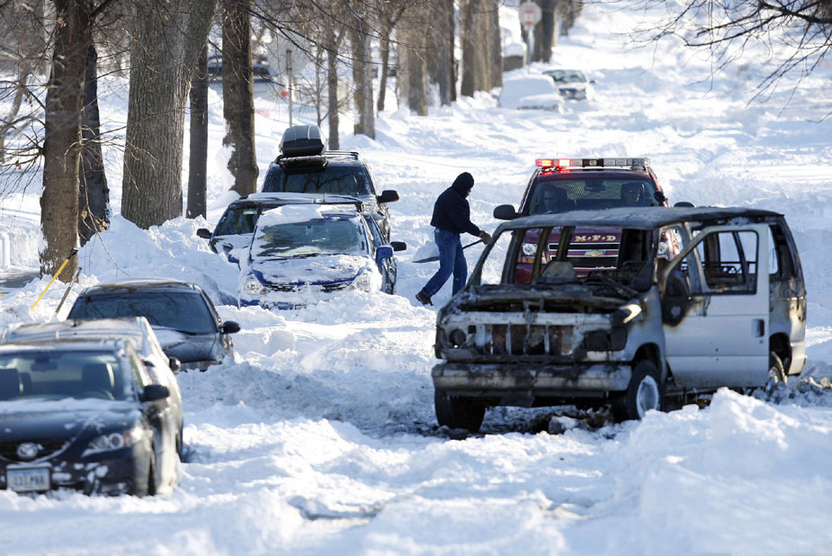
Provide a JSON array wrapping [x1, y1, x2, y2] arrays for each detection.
[[451, 172, 474, 196]]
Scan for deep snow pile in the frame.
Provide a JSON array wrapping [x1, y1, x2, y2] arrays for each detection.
[[1, 1, 832, 554]]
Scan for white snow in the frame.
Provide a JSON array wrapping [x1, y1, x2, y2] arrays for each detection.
[[1, 1, 832, 554]]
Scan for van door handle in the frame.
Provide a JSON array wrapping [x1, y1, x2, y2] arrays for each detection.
[[752, 319, 765, 337]]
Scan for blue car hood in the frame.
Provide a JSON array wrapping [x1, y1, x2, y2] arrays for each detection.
[[249, 253, 371, 286]]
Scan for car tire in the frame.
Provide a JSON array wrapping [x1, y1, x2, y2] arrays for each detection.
[[612, 360, 664, 422], [434, 390, 485, 432], [132, 448, 157, 497], [764, 351, 787, 393]]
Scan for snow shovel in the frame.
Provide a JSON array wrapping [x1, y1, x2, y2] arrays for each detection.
[[413, 240, 483, 263]]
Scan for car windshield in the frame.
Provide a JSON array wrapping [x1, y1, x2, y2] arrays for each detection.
[[69, 292, 217, 335], [252, 218, 364, 258], [546, 70, 586, 84], [215, 206, 260, 236], [0, 350, 130, 401], [527, 177, 659, 215], [262, 166, 372, 197]]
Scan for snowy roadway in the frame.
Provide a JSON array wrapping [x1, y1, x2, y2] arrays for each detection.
[[2, 1, 832, 554]]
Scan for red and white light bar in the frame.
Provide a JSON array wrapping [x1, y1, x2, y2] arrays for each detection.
[[536, 157, 651, 170]]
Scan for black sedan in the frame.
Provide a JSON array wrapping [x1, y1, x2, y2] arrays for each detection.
[[67, 280, 240, 371], [0, 339, 179, 496]]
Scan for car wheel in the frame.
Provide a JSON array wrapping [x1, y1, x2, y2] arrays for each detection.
[[612, 360, 664, 422], [764, 351, 787, 393], [176, 423, 184, 459], [132, 448, 157, 497], [434, 390, 485, 432]]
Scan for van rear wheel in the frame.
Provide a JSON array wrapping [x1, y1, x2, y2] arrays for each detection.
[[764, 351, 786, 394], [612, 360, 664, 422]]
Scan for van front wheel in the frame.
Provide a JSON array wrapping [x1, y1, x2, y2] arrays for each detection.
[[612, 360, 664, 422]]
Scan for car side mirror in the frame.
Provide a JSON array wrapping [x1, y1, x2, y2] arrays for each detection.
[[168, 357, 181, 374], [654, 191, 667, 205], [390, 241, 407, 252], [196, 228, 212, 239], [493, 204, 518, 220], [220, 321, 241, 334], [378, 190, 399, 203], [590, 79, 597, 84], [674, 201, 695, 208], [141, 384, 170, 402], [376, 245, 394, 261]]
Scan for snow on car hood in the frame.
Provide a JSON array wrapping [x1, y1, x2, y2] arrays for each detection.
[[0, 398, 140, 443], [248, 253, 372, 287]]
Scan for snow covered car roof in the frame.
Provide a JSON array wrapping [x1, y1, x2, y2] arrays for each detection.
[[498, 75, 560, 109], [496, 206, 783, 232], [76, 279, 204, 295], [1, 318, 154, 347]]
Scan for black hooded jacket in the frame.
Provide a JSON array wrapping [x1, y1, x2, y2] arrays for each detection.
[[430, 175, 482, 237]]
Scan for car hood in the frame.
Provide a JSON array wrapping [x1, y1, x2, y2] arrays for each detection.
[[0, 399, 139, 444], [248, 253, 372, 287], [152, 327, 219, 363], [448, 284, 627, 314]]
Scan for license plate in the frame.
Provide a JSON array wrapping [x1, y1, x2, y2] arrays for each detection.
[[7, 468, 50, 492]]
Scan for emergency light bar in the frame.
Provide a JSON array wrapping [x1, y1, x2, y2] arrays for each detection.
[[536, 158, 651, 170]]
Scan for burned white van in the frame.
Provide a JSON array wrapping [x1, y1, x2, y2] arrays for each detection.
[[432, 207, 806, 431]]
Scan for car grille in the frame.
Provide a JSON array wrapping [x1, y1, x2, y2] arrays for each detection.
[[266, 283, 350, 293], [0, 440, 67, 462], [485, 324, 573, 356]]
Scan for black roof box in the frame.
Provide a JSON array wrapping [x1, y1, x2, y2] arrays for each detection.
[[279, 125, 326, 158]]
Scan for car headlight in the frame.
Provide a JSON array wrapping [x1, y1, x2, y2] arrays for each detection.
[[83, 427, 145, 456], [244, 278, 264, 295], [350, 271, 375, 291]]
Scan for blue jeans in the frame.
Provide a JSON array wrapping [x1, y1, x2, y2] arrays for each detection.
[[423, 229, 467, 297]]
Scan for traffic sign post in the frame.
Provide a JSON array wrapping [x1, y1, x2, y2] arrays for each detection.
[[518, 2, 541, 66]]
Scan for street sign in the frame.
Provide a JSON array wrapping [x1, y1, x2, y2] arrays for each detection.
[[519, 1, 541, 29]]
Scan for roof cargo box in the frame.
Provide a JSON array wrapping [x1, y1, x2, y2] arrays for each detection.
[[279, 125, 326, 158]]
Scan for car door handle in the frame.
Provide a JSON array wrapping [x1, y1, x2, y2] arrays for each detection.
[[752, 319, 765, 338]]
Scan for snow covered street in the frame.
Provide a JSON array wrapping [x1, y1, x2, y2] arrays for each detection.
[[1, 1, 832, 554]]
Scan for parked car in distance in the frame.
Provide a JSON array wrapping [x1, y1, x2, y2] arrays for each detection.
[[260, 125, 399, 241], [494, 158, 668, 276], [498, 75, 563, 111], [0, 339, 180, 496], [239, 203, 406, 309], [543, 69, 595, 101], [432, 207, 806, 431], [196, 192, 370, 265], [67, 280, 240, 372], [0, 317, 185, 456]]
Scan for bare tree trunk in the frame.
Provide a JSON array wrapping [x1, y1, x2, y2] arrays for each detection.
[[489, 0, 502, 89], [349, 5, 374, 138], [460, 0, 476, 97], [187, 43, 209, 219], [474, 0, 491, 92], [377, 29, 391, 112], [121, 0, 216, 229], [326, 28, 341, 150], [41, 0, 91, 279], [533, 0, 555, 62], [222, 0, 258, 197], [78, 41, 109, 247], [427, 0, 455, 106]]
